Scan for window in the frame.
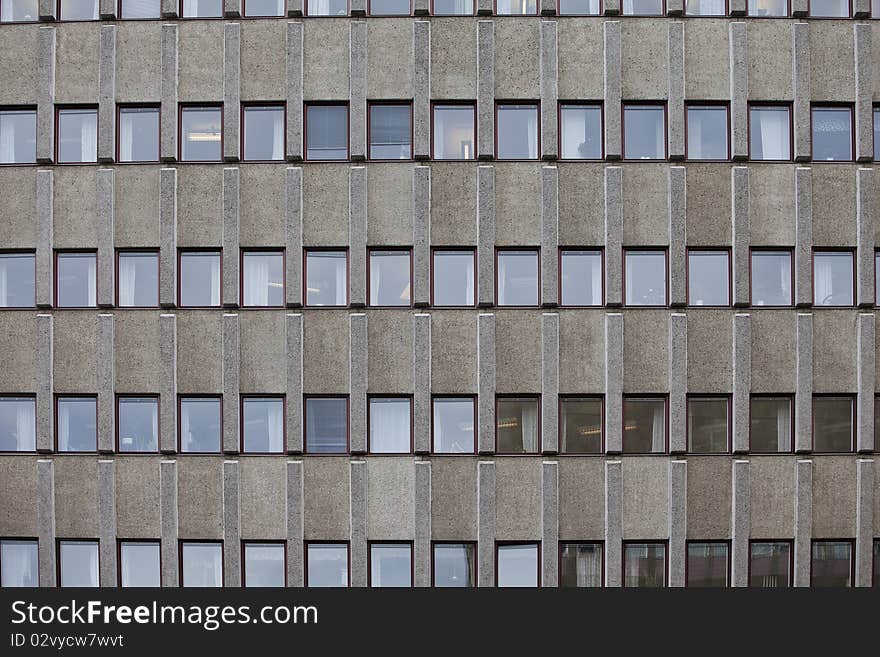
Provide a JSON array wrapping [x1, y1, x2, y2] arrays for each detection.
[[243, 543, 285, 587], [305, 397, 348, 454], [368, 397, 411, 453], [119, 0, 160, 18], [497, 250, 538, 306], [57, 108, 97, 164], [496, 104, 538, 160], [496, 397, 539, 454], [369, 543, 412, 587], [874, 108, 880, 161], [749, 105, 791, 161], [811, 541, 852, 587], [433, 0, 473, 12], [306, 543, 349, 587], [181, 0, 222, 17], [876, 252, 880, 305], [0, 109, 36, 163], [623, 542, 666, 587], [750, 396, 792, 453], [0, 539, 38, 587], [685, 0, 725, 13], [496, 543, 539, 587], [179, 397, 221, 453], [495, 0, 537, 12], [687, 105, 728, 160], [688, 250, 729, 307], [810, 0, 848, 16], [622, 0, 663, 13], [0, 397, 35, 452], [179, 251, 221, 307], [624, 250, 667, 306], [688, 397, 729, 453], [558, 0, 599, 13], [559, 543, 602, 587], [305, 251, 347, 306], [751, 250, 792, 306], [243, 106, 284, 161], [118, 107, 159, 162], [686, 542, 728, 587], [813, 251, 853, 307], [119, 541, 160, 587], [749, 541, 791, 587], [59, 541, 98, 587], [369, 250, 411, 307], [748, 0, 787, 15], [117, 396, 158, 453], [623, 104, 665, 160], [433, 104, 475, 160], [117, 251, 158, 307], [874, 540, 879, 588], [560, 250, 602, 306], [432, 397, 475, 454], [242, 397, 284, 454], [369, 0, 409, 12], [432, 250, 475, 307], [244, 0, 284, 15], [369, 103, 411, 159], [242, 251, 284, 307], [181, 542, 223, 587], [305, 104, 348, 161], [0, 253, 35, 307], [0, 0, 38, 21], [433, 543, 476, 587], [813, 396, 853, 453], [560, 105, 602, 160], [811, 106, 852, 161], [56, 252, 96, 307], [306, 0, 347, 14], [59, 0, 98, 20], [57, 397, 97, 452], [180, 106, 221, 161], [560, 398, 602, 454], [623, 397, 666, 454]]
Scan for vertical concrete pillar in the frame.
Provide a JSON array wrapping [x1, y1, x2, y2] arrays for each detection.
[[159, 460, 178, 586], [97, 314, 115, 453], [793, 459, 812, 587], [668, 460, 687, 587], [542, 461, 559, 587], [795, 313, 812, 453], [285, 167, 303, 307], [669, 167, 687, 307], [731, 459, 750, 587], [541, 166, 559, 306], [159, 314, 177, 453], [794, 168, 812, 307], [729, 23, 748, 161], [414, 0, 429, 13], [98, 26, 116, 163], [98, 460, 116, 586], [159, 169, 177, 308], [604, 22, 622, 160], [857, 314, 875, 453], [855, 0, 871, 15], [223, 460, 241, 586], [222, 168, 240, 307], [161, 0, 178, 17], [854, 25, 873, 162], [37, 27, 55, 164], [667, 0, 683, 13], [729, 0, 746, 15], [160, 24, 178, 161], [855, 459, 875, 586], [477, 166, 495, 307], [38, 0, 56, 19], [856, 169, 875, 308], [223, 314, 240, 454], [37, 460, 55, 587], [96, 169, 115, 308], [478, 313, 496, 454], [542, 314, 559, 454], [286, 314, 303, 453], [35, 171, 53, 308], [413, 22, 431, 161], [604, 167, 623, 306], [603, 0, 619, 13], [349, 460, 367, 587], [540, 20, 558, 160], [224, 0, 241, 17], [477, 461, 496, 586], [349, 22, 367, 161], [792, 24, 811, 162], [604, 460, 622, 587], [99, 0, 116, 17], [732, 313, 751, 454], [668, 22, 685, 160], [414, 461, 432, 587], [477, 0, 492, 12], [350, 314, 368, 454], [605, 313, 623, 453], [477, 21, 495, 159], [413, 314, 431, 455], [540, 0, 556, 14], [669, 313, 687, 454], [349, 167, 367, 307], [286, 460, 304, 586], [351, 0, 365, 13], [286, 22, 303, 162], [36, 315, 53, 453], [287, 0, 303, 13], [413, 166, 431, 307], [223, 23, 240, 162], [732, 167, 750, 306]]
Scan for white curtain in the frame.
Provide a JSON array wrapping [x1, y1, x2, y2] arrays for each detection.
[[310, 0, 329, 12], [527, 111, 538, 159], [267, 402, 283, 452], [119, 113, 133, 162], [151, 404, 159, 450], [589, 256, 601, 305], [0, 258, 6, 305], [777, 404, 790, 452], [86, 256, 97, 306], [81, 114, 97, 163], [1, 544, 37, 586], [759, 111, 787, 160], [0, 115, 14, 163], [181, 406, 192, 452], [575, 547, 601, 587], [16, 400, 35, 451], [651, 403, 665, 452], [118, 256, 136, 306], [59, 403, 71, 451], [520, 402, 538, 452], [370, 400, 410, 452], [210, 256, 221, 306], [245, 257, 269, 306], [814, 257, 833, 305], [465, 258, 475, 305], [271, 110, 283, 160], [333, 258, 346, 304]]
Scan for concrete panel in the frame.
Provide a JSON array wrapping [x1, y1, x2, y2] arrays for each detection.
[[116, 23, 161, 103], [557, 164, 605, 247], [222, 461, 240, 586], [541, 167, 559, 305], [366, 164, 412, 245], [430, 164, 477, 246], [0, 169, 37, 250], [160, 24, 177, 161], [854, 25, 873, 162], [430, 311, 477, 394], [303, 458, 350, 540], [97, 26, 115, 163], [668, 167, 686, 306], [750, 457, 795, 539], [604, 22, 621, 160], [414, 461, 431, 586], [686, 164, 732, 246], [0, 26, 39, 106], [413, 22, 430, 161], [667, 23, 684, 161], [477, 165, 495, 306], [430, 19, 477, 100], [0, 457, 38, 537], [240, 458, 286, 539], [558, 311, 605, 394], [605, 312, 623, 453], [477, 460, 495, 586], [350, 460, 366, 586], [668, 313, 687, 454], [623, 309, 668, 393], [812, 456, 857, 539], [795, 313, 812, 453], [222, 169, 240, 307], [240, 166, 286, 247], [793, 24, 811, 161], [558, 459, 605, 540], [96, 314, 114, 453], [36, 315, 52, 453], [668, 459, 686, 587], [856, 459, 874, 586], [366, 458, 415, 539], [177, 21, 224, 103], [605, 460, 621, 586], [621, 20, 667, 99], [731, 167, 750, 306], [813, 311, 858, 394], [496, 458, 540, 541], [53, 312, 97, 393], [541, 314, 559, 453], [495, 311, 541, 393], [731, 459, 750, 587], [55, 23, 100, 104], [477, 21, 494, 159], [477, 313, 495, 453], [0, 314, 37, 395], [159, 314, 177, 453], [159, 460, 177, 586], [557, 21, 603, 101], [367, 311, 413, 394], [286, 460, 304, 586], [812, 166, 856, 248], [622, 458, 668, 540], [810, 22, 854, 103], [750, 310, 796, 394], [176, 312, 222, 394], [732, 314, 751, 453], [240, 313, 286, 394], [413, 314, 431, 454], [540, 21, 557, 161], [52, 168, 97, 249], [749, 165, 795, 246], [302, 310, 349, 393], [54, 457, 98, 539], [622, 164, 668, 246], [37, 459, 55, 587], [686, 456, 732, 539], [495, 164, 541, 246], [542, 461, 558, 586], [116, 457, 161, 539], [241, 21, 285, 102], [349, 22, 366, 161], [349, 167, 366, 306], [856, 169, 875, 307], [366, 19, 413, 99], [857, 314, 875, 453], [302, 165, 349, 246], [115, 167, 160, 248], [36, 27, 55, 164], [177, 457, 223, 539], [176, 167, 223, 246], [794, 459, 811, 587], [685, 20, 729, 101], [303, 19, 349, 101], [431, 458, 477, 540], [687, 310, 733, 394], [748, 21, 792, 101], [412, 167, 430, 306], [494, 18, 539, 99], [350, 313, 367, 454]]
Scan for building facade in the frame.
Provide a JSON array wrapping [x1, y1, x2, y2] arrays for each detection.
[[0, 0, 879, 589]]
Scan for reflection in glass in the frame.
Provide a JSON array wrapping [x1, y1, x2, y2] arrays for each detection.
[[624, 105, 665, 159], [433, 251, 475, 306], [749, 106, 790, 161], [242, 398, 284, 453], [687, 543, 728, 587], [0, 540, 38, 587], [57, 108, 97, 163], [624, 543, 666, 587], [0, 397, 35, 452], [496, 398, 539, 453], [306, 251, 347, 306], [813, 251, 853, 307], [118, 252, 158, 307], [118, 397, 158, 453], [433, 398, 475, 453], [179, 398, 221, 453], [0, 0, 39, 22], [812, 107, 852, 161], [497, 251, 538, 306], [0, 253, 35, 307], [57, 397, 97, 452], [119, 107, 159, 162], [560, 250, 601, 306], [561, 105, 602, 159], [120, 542, 160, 587], [688, 251, 729, 306], [750, 397, 791, 452], [497, 544, 538, 587], [60, 541, 99, 587], [560, 543, 602, 587], [433, 105, 475, 159], [433, 544, 475, 587], [370, 544, 411, 587], [625, 250, 666, 306], [179, 252, 221, 307], [369, 105, 411, 159], [306, 105, 348, 160], [497, 105, 538, 159], [813, 397, 852, 453], [243, 252, 284, 307], [244, 543, 285, 587], [0, 110, 36, 163], [748, 0, 787, 15], [749, 541, 790, 588], [180, 107, 221, 161], [687, 105, 728, 160], [307, 544, 349, 587], [369, 251, 410, 306], [244, 106, 284, 161], [305, 397, 348, 453], [811, 541, 851, 587], [57, 252, 96, 307], [560, 398, 602, 454], [181, 542, 223, 587], [369, 398, 411, 453], [750, 251, 791, 306], [624, 398, 665, 453]]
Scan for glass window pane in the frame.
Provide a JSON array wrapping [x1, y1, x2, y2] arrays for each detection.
[[687, 543, 728, 587], [370, 0, 409, 12], [497, 544, 538, 587], [433, 544, 475, 587], [749, 106, 790, 161], [60, 541, 98, 587], [558, 0, 599, 13], [810, 0, 848, 15], [180, 398, 221, 453], [624, 105, 665, 159], [561, 250, 602, 306], [560, 105, 602, 159], [57, 109, 97, 163], [0, 397, 36, 452], [560, 543, 602, 587], [625, 250, 666, 306], [243, 252, 284, 307], [57, 397, 96, 452], [306, 0, 347, 13], [749, 542, 791, 587], [306, 251, 347, 306], [433, 398, 475, 454], [120, 542, 160, 587], [56, 253, 96, 307], [497, 251, 538, 306], [624, 543, 666, 587], [0, 539, 39, 587], [244, 543, 285, 587], [560, 398, 602, 454], [244, 0, 284, 14], [119, 0, 161, 18], [181, 0, 222, 16], [688, 398, 728, 453], [118, 252, 158, 307], [180, 107, 221, 161], [497, 105, 538, 159], [369, 398, 411, 453], [243, 398, 284, 453], [873, 540, 879, 588], [0, 253, 35, 307], [305, 397, 348, 453], [687, 106, 728, 160], [369, 104, 411, 159], [433, 105, 475, 160], [813, 397, 853, 453], [751, 251, 791, 306], [306, 105, 348, 160], [812, 542, 851, 587], [432, 0, 473, 13], [624, 398, 666, 453], [244, 106, 284, 161], [876, 252, 880, 304], [179, 252, 221, 307], [433, 251, 475, 306], [748, 0, 787, 15], [0, 110, 36, 163], [495, 0, 537, 12], [496, 398, 539, 453], [622, 0, 663, 12], [181, 543, 223, 587], [814, 251, 853, 306], [0, 0, 39, 21], [812, 107, 852, 161], [750, 397, 791, 452], [369, 251, 411, 306], [307, 544, 348, 587], [118, 107, 159, 162], [59, 0, 98, 20], [370, 544, 411, 587], [688, 251, 729, 306], [118, 397, 158, 453], [685, 0, 725, 13]]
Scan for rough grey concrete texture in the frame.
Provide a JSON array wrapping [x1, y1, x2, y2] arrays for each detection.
[[223, 460, 241, 586], [541, 166, 558, 307], [349, 460, 366, 586], [224, 0, 241, 18], [349, 167, 367, 306], [349, 22, 366, 161], [96, 169, 115, 308], [223, 23, 240, 162], [477, 166, 495, 306], [857, 314, 875, 453], [222, 168, 240, 307], [731, 167, 750, 306], [222, 314, 240, 454], [477, 21, 494, 159], [37, 459, 55, 587], [854, 25, 872, 162], [414, 460, 431, 587], [285, 167, 303, 306], [35, 315, 53, 453], [792, 23, 811, 162], [856, 168, 875, 307], [36, 27, 55, 164], [668, 167, 686, 307], [668, 459, 686, 587], [35, 171, 53, 308], [667, 0, 683, 13], [413, 22, 430, 160], [795, 313, 812, 453], [729, 23, 747, 160], [732, 314, 751, 454], [540, 21, 557, 161], [160, 24, 177, 161], [98, 26, 116, 163], [794, 459, 812, 587], [286, 22, 303, 161], [38, 0, 55, 19], [541, 314, 559, 454], [159, 460, 178, 586], [604, 167, 622, 306], [541, 461, 558, 587], [159, 169, 177, 307], [604, 460, 622, 587], [603, 22, 621, 160], [730, 459, 750, 587], [477, 460, 495, 586], [604, 0, 619, 13], [478, 313, 495, 454], [794, 168, 812, 307], [855, 459, 874, 586], [855, 0, 871, 15], [97, 460, 116, 586], [605, 313, 623, 454], [413, 314, 431, 454], [96, 314, 114, 453], [667, 22, 684, 160], [286, 460, 304, 586], [729, 0, 746, 14], [349, 314, 367, 454], [412, 166, 431, 307], [160, 0, 177, 17], [286, 314, 303, 453], [158, 314, 177, 453], [668, 313, 687, 454]]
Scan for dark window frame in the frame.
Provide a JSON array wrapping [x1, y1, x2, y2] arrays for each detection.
[[684, 101, 730, 162], [621, 540, 668, 588], [0, 393, 37, 454], [54, 249, 98, 309], [241, 102, 287, 163], [558, 394, 605, 455], [116, 538, 161, 588], [56, 0, 99, 21], [54, 393, 98, 453], [686, 394, 732, 454], [430, 540, 478, 587], [686, 247, 731, 308], [622, 247, 669, 308], [56, 538, 100, 588], [810, 103, 855, 162], [747, 539, 793, 588], [495, 540, 541, 588], [241, 539, 288, 588], [116, 103, 161, 164], [303, 247, 350, 308], [303, 101, 350, 162], [240, 247, 286, 308], [495, 247, 541, 308], [811, 247, 856, 308], [810, 538, 855, 587], [622, 394, 669, 455], [684, 539, 731, 587], [367, 540, 414, 588], [431, 247, 477, 308], [558, 540, 605, 588], [177, 394, 223, 454], [115, 248, 160, 308], [177, 248, 223, 309], [621, 101, 668, 162], [367, 394, 414, 455], [430, 394, 478, 455], [557, 101, 605, 161], [367, 100, 414, 161], [366, 247, 413, 308], [304, 541, 351, 587], [430, 100, 477, 161], [558, 247, 605, 307], [303, 394, 350, 455], [747, 102, 794, 162], [495, 394, 542, 455], [178, 103, 224, 163], [812, 394, 855, 454], [748, 393, 794, 454], [749, 246, 795, 308], [0, 248, 36, 309], [240, 394, 286, 455], [494, 100, 541, 161], [178, 540, 225, 588], [115, 393, 160, 453]]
